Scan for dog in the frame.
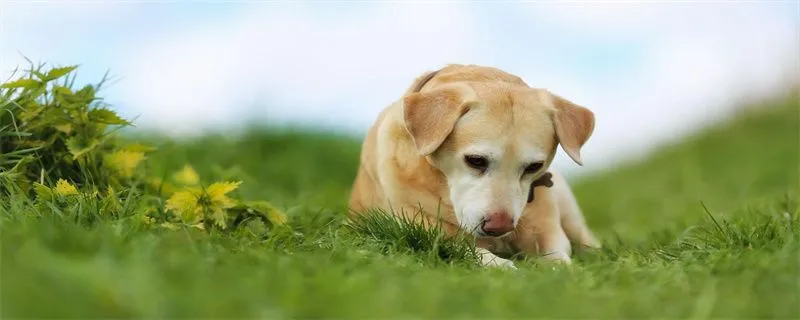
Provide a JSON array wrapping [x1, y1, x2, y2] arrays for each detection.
[[348, 64, 600, 269]]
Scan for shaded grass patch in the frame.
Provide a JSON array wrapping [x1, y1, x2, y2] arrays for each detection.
[[347, 208, 481, 266]]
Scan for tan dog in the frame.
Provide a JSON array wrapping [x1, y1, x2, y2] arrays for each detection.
[[348, 64, 600, 269]]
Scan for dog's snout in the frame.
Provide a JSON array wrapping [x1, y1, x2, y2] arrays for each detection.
[[481, 211, 514, 237]]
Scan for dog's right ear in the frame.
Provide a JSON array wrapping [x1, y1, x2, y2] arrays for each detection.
[[547, 92, 595, 166], [403, 84, 474, 156]]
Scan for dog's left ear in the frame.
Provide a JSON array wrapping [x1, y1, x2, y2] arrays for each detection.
[[548, 92, 595, 166], [403, 84, 474, 156]]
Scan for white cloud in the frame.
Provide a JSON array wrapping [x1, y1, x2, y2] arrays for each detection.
[[115, 2, 483, 134], [515, 2, 800, 172]]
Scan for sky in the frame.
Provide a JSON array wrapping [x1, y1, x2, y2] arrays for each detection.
[[2, 1, 798, 175]]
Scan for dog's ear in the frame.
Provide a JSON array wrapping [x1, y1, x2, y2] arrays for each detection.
[[548, 92, 595, 166], [403, 84, 473, 156]]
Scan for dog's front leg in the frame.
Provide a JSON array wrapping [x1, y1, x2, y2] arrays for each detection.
[[517, 221, 572, 265], [534, 226, 572, 264], [512, 222, 572, 265], [512, 189, 573, 265]]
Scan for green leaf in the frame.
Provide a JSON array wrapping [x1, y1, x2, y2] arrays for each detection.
[[53, 86, 74, 102], [238, 200, 288, 226], [165, 189, 201, 222], [54, 85, 73, 94], [31, 70, 47, 80], [66, 137, 100, 159], [105, 150, 145, 178], [1, 79, 41, 89], [53, 123, 72, 134], [75, 85, 95, 102], [33, 183, 54, 201], [206, 181, 241, 204], [54, 179, 79, 196], [45, 66, 78, 81], [210, 207, 228, 229], [19, 107, 43, 122], [88, 108, 130, 125]]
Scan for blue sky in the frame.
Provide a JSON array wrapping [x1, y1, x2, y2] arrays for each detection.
[[2, 1, 798, 175]]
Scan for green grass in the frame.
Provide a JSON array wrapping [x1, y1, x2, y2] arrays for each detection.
[[2, 96, 798, 318]]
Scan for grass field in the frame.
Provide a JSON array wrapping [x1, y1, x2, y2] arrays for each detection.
[[1, 91, 798, 318]]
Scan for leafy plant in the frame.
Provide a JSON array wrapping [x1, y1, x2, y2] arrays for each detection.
[[0, 62, 286, 234]]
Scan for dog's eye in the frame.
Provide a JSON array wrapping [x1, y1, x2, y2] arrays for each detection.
[[464, 155, 489, 171], [524, 161, 544, 174]]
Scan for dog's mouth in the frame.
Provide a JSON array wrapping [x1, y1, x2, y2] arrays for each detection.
[[476, 229, 514, 238]]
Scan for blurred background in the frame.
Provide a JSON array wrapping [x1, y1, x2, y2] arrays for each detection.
[[2, 1, 798, 175]]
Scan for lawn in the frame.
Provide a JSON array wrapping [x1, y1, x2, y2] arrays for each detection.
[[1, 70, 798, 318]]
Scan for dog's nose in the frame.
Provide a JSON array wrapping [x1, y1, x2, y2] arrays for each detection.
[[481, 212, 514, 237]]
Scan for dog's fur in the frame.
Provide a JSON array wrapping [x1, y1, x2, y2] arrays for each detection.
[[348, 64, 600, 268]]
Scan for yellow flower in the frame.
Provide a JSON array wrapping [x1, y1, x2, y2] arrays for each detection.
[[33, 182, 54, 200]]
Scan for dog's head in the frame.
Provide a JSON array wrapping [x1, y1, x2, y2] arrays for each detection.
[[402, 77, 594, 238]]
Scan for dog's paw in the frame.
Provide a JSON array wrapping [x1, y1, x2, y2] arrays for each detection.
[[483, 256, 518, 270], [540, 251, 572, 266], [580, 235, 602, 250], [477, 248, 517, 270]]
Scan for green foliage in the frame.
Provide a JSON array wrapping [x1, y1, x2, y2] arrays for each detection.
[[0, 63, 286, 233], [0, 62, 128, 191]]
